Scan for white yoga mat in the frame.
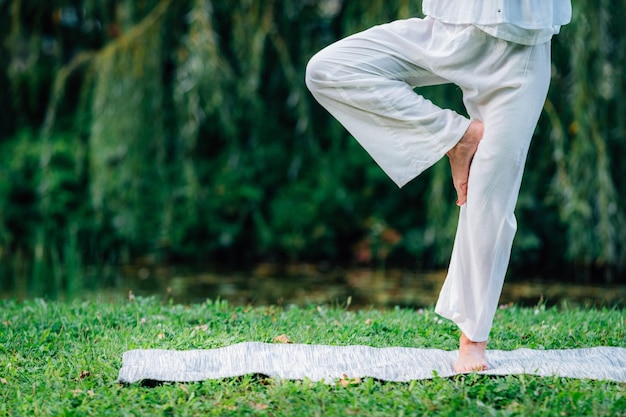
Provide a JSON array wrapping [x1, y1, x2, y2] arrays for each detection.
[[118, 342, 626, 384]]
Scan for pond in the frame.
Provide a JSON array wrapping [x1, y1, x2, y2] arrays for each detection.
[[110, 263, 625, 309]]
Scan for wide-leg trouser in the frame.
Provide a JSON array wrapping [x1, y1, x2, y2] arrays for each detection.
[[305, 17, 551, 342]]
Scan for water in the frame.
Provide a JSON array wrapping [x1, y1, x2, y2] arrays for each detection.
[[113, 263, 626, 308]]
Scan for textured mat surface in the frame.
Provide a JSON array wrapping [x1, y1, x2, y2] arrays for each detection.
[[118, 342, 626, 384]]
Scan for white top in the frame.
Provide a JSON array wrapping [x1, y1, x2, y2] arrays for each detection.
[[422, 0, 572, 45]]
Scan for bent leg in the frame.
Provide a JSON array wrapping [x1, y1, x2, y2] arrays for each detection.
[[305, 18, 471, 187]]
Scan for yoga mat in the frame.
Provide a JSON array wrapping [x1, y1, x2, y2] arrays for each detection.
[[118, 342, 626, 384]]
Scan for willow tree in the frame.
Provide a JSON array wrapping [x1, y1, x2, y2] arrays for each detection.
[[544, 0, 626, 279], [2, 0, 626, 293], [88, 0, 171, 256], [29, 1, 171, 270]]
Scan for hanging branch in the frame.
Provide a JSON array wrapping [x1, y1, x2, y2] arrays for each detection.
[[39, 0, 173, 140]]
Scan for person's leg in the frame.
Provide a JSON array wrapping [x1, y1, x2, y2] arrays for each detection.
[[305, 17, 472, 188], [306, 18, 551, 373], [434, 37, 553, 372]]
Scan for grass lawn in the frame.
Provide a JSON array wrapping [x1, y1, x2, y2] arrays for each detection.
[[1, 297, 625, 416]]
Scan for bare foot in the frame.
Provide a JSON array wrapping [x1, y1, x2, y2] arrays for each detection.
[[454, 332, 488, 373], [447, 120, 484, 206]]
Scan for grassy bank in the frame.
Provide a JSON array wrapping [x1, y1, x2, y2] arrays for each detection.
[[1, 297, 624, 416]]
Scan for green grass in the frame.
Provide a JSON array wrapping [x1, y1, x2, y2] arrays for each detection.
[[1, 297, 624, 416]]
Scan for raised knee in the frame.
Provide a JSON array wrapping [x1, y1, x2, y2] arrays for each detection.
[[305, 52, 332, 94], [304, 56, 322, 93]]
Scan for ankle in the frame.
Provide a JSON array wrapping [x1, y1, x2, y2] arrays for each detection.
[[460, 333, 487, 348]]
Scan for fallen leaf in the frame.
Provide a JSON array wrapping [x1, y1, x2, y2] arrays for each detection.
[[365, 319, 373, 325], [338, 374, 362, 387], [87, 390, 95, 397], [253, 403, 269, 410], [0, 378, 7, 385], [157, 333, 165, 340], [273, 334, 292, 344]]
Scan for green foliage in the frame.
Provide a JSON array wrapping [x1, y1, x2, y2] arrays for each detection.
[[0, 129, 89, 295], [0, 298, 624, 416], [89, 0, 170, 251], [544, 0, 626, 277], [0, 0, 625, 295]]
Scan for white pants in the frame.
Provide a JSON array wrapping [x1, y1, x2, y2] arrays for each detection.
[[306, 17, 551, 342]]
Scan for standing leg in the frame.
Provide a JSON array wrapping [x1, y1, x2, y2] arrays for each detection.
[[435, 39, 553, 372]]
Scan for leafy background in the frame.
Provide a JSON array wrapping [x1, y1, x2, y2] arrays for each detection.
[[0, 0, 624, 295]]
